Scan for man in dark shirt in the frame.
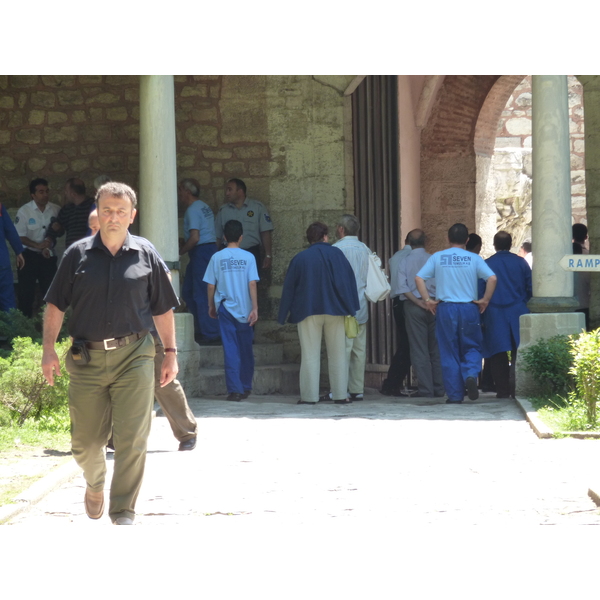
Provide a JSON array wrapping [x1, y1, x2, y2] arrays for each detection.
[[47, 177, 95, 248], [42, 181, 179, 525]]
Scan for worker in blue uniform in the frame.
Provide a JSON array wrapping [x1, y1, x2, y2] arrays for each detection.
[[415, 223, 497, 404], [0, 203, 25, 312], [479, 231, 531, 399]]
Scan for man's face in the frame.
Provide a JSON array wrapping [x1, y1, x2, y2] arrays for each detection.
[[97, 194, 136, 237], [225, 182, 241, 203], [31, 184, 49, 207], [88, 212, 100, 235]]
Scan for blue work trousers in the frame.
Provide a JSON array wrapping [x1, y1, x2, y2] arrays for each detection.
[[218, 304, 254, 394], [435, 302, 483, 402], [0, 265, 16, 312], [182, 243, 220, 340]]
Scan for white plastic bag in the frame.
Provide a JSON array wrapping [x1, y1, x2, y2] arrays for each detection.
[[365, 252, 391, 302]]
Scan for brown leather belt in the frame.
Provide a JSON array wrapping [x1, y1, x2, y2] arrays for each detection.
[[85, 331, 147, 351]]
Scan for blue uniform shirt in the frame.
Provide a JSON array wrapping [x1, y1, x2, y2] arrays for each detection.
[[417, 247, 495, 302], [203, 247, 259, 323], [184, 200, 216, 245]]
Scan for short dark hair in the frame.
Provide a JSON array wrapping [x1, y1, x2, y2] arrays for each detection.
[[448, 223, 469, 245], [96, 181, 137, 210], [228, 178, 246, 196], [493, 231, 512, 251], [521, 240, 532, 253], [306, 221, 328, 244], [29, 178, 48, 194], [407, 229, 426, 247], [466, 233, 482, 251], [224, 219, 243, 243], [66, 177, 86, 196], [573, 223, 588, 244]]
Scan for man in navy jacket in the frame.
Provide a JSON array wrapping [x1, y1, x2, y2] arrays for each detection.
[[0, 203, 24, 312], [278, 221, 359, 405]]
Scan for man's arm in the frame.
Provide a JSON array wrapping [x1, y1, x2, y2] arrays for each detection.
[[42, 303, 65, 386], [404, 290, 427, 310], [207, 283, 217, 319], [248, 280, 258, 325], [19, 235, 51, 251], [415, 276, 438, 314], [473, 275, 497, 313], [152, 310, 178, 387], [260, 230, 272, 269], [179, 229, 199, 256]]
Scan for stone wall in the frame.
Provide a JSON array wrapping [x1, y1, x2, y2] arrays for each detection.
[[0, 75, 353, 347], [481, 75, 585, 256]]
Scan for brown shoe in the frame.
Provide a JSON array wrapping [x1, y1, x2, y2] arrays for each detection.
[[85, 488, 105, 520]]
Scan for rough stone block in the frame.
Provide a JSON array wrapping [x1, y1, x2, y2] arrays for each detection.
[[72, 110, 87, 123], [18, 93, 27, 109], [28, 110, 46, 125], [185, 124, 218, 146], [83, 125, 112, 141], [47, 111, 68, 125], [71, 158, 90, 171], [15, 129, 41, 144], [93, 156, 127, 171], [181, 85, 208, 98], [176, 154, 195, 168], [122, 124, 139, 140], [106, 107, 128, 121], [0, 95, 14, 109], [28, 157, 46, 171], [211, 162, 222, 173], [86, 92, 120, 105], [495, 137, 521, 148], [52, 162, 69, 173], [8, 112, 23, 128], [220, 103, 268, 143], [78, 76, 103, 85], [0, 157, 17, 171], [58, 90, 84, 106], [41, 75, 76, 88], [9, 75, 38, 88], [223, 161, 246, 175], [105, 76, 138, 86], [125, 88, 139, 102], [130, 106, 140, 121], [190, 107, 217, 122], [44, 126, 77, 144], [234, 146, 269, 159], [203, 149, 232, 159], [0, 76, 7, 89], [6, 176, 28, 190], [30, 92, 55, 108], [505, 117, 531, 136], [79, 144, 98, 155], [0, 131, 10, 144]]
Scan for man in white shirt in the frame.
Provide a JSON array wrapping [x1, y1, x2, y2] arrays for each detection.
[[397, 229, 444, 398], [14, 178, 60, 317]]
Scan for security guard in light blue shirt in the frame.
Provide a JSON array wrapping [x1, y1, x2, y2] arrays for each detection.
[[416, 223, 497, 404]]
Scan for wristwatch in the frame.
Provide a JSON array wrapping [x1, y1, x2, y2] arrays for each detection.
[[164, 347, 178, 355]]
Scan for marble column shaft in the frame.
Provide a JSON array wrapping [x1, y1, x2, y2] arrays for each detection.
[[139, 75, 180, 292], [529, 75, 576, 312]]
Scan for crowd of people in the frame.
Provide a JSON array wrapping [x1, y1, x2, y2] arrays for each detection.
[[2, 171, 591, 524]]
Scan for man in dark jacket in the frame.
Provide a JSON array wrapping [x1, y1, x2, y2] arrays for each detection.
[[278, 221, 359, 405]]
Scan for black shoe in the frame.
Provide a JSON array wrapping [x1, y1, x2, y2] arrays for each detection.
[[446, 399, 464, 404], [465, 377, 479, 401], [178, 437, 197, 451], [227, 393, 243, 401], [241, 390, 251, 399]]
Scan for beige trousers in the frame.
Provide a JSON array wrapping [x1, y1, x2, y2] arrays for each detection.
[[345, 321, 367, 394], [297, 314, 347, 402]]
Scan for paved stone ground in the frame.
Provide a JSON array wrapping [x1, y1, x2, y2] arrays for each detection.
[[6, 389, 600, 527]]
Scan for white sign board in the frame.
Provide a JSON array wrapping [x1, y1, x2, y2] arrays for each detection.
[[559, 255, 600, 271]]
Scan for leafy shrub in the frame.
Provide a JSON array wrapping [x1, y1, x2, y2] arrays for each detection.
[[569, 328, 600, 428], [521, 334, 576, 398], [0, 337, 71, 426]]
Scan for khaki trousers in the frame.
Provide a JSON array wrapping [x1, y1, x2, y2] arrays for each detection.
[[66, 333, 155, 522], [153, 339, 197, 442], [297, 314, 347, 402], [345, 321, 367, 394]]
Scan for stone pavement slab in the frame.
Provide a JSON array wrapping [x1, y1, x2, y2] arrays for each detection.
[[6, 389, 600, 526]]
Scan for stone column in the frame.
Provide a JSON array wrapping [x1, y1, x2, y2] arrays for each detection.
[[516, 76, 584, 396], [528, 75, 576, 312], [139, 76, 198, 369], [578, 76, 600, 329]]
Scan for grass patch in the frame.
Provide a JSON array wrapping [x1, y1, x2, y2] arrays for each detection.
[[529, 395, 600, 434]]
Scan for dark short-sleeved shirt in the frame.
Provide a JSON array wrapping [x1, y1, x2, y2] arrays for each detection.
[[49, 197, 95, 247], [45, 232, 179, 341]]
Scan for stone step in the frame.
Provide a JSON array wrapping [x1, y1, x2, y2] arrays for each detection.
[[186, 364, 300, 397], [196, 342, 284, 368]]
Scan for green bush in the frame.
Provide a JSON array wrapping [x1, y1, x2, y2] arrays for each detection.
[[569, 328, 600, 428], [521, 334, 576, 398], [0, 337, 71, 426]]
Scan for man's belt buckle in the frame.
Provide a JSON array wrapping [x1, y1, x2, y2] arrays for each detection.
[[103, 338, 117, 350]]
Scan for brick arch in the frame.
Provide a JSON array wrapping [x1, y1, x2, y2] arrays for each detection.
[[474, 75, 527, 157], [420, 75, 501, 251]]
